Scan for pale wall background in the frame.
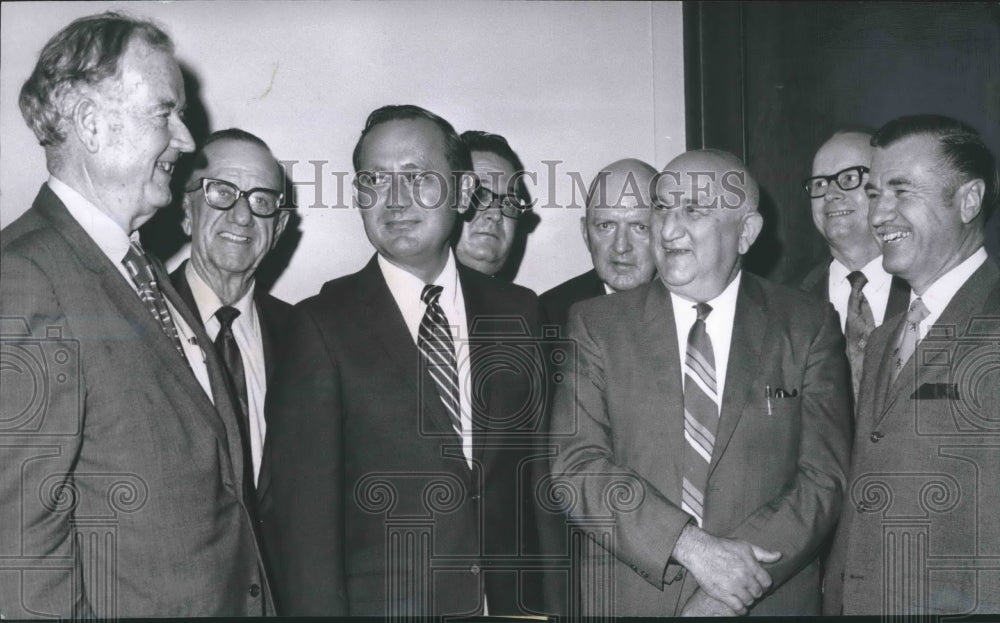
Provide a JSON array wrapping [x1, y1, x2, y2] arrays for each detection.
[[0, 0, 685, 302]]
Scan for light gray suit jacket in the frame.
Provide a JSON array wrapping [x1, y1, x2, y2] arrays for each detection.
[[551, 273, 852, 616], [0, 186, 271, 618]]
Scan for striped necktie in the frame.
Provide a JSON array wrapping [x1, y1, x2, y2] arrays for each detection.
[[681, 302, 719, 528], [890, 297, 930, 385], [418, 284, 462, 435], [121, 240, 185, 357], [845, 270, 876, 401]]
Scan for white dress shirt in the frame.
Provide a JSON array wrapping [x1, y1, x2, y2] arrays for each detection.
[[912, 247, 988, 340], [670, 272, 742, 402], [379, 253, 474, 467], [49, 176, 213, 401], [185, 264, 268, 484], [828, 255, 895, 332]]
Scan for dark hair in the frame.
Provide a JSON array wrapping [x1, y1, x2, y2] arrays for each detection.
[[872, 114, 998, 222], [19, 11, 173, 147], [351, 104, 472, 174], [183, 128, 278, 188], [461, 130, 531, 204]]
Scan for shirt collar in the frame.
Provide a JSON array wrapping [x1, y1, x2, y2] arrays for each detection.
[[916, 247, 988, 318], [48, 175, 135, 262], [669, 271, 742, 323], [378, 252, 460, 304], [829, 254, 894, 292], [185, 260, 256, 325]]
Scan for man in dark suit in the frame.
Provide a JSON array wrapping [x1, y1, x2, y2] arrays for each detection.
[[0, 13, 269, 618], [260, 105, 556, 616], [169, 128, 293, 488], [455, 131, 532, 278], [540, 158, 658, 328], [551, 149, 852, 616], [798, 129, 910, 400], [824, 115, 1000, 615]]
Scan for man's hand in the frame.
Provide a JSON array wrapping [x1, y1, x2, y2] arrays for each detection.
[[681, 587, 742, 616], [672, 524, 780, 612]]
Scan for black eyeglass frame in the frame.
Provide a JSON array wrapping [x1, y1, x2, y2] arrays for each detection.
[[185, 177, 287, 218], [802, 165, 870, 198], [471, 186, 530, 220]]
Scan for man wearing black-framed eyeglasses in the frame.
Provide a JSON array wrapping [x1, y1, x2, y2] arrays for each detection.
[[455, 131, 533, 278], [171, 128, 293, 493], [796, 130, 910, 403]]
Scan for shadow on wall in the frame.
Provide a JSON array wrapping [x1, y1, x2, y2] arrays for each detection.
[[744, 186, 782, 279]]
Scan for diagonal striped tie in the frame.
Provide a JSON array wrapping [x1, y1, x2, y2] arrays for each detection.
[[418, 284, 462, 435], [122, 240, 185, 357], [681, 302, 719, 528]]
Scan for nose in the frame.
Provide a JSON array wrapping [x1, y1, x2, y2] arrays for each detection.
[[228, 195, 254, 227], [480, 206, 502, 223], [171, 114, 196, 154], [657, 209, 684, 243], [611, 225, 631, 254], [824, 181, 845, 202], [385, 175, 413, 210], [868, 191, 893, 229]]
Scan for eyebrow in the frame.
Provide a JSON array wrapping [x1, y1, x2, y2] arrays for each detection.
[[886, 176, 912, 187]]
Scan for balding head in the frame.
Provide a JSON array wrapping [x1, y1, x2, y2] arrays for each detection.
[[580, 158, 659, 292], [652, 149, 763, 302]]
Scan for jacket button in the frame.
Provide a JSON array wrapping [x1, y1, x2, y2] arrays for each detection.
[[249, 583, 261, 597], [870, 431, 883, 443], [470, 564, 481, 575], [675, 571, 684, 582]]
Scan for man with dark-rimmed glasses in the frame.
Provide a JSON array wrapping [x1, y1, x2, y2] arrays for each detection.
[[455, 130, 533, 279], [171, 128, 293, 490], [796, 129, 910, 403]]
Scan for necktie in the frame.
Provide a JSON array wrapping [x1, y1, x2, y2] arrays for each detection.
[[681, 303, 719, 528], [122, 240, 185, 357], [418, 284, 462, 435], [844, 271, 876, 401], [890, 297, 930, 385], [214, 306, 256, 501]]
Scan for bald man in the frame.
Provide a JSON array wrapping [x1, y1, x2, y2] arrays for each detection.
[[798, 130, 909, 401], [550, 150, 851, 616], [540, 159, 658, 329]]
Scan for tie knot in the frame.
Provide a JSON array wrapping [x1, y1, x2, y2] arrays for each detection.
[[216, 306, 241, 330], [694, 302, 713, 322], [421, 284, 444, 306], [847, 270, 868, 292], [907, 297, 929, 324]]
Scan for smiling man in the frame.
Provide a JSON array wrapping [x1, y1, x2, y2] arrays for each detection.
[[551, 149, 850, 616], [1, 13, 269, 618], [540, 158, 658, 329], [824, 114, 1000, 616], [170, 128, 293, 489], [798, 130, 910, 401], [260, 105, 556, 616]]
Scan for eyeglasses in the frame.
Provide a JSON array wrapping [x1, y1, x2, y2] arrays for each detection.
[[186, 177, 285, 218], [472, 186, 529, 219], [803, 165, 869, 198]]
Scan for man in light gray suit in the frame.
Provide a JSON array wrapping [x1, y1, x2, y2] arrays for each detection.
[[0, 12, 269, 618]]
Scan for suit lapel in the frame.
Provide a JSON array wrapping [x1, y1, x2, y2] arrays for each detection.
[[256, 295, 278, 383], [643, 282, 687, 482], [710, 275, 767, 475], [461, 269, 489, 464], [885, 276, 910, 318], [168, 260, 200, 322]]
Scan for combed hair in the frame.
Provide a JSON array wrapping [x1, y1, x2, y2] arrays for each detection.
[[351, 104, 472, 174], [872, 114, 998, 221], [461, 130, 531, 204], [18, 11, 173, 147]]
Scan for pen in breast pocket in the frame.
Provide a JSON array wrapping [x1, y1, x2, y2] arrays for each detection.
[[765, 384, 772, 416]]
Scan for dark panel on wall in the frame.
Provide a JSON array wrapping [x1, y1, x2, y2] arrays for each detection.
[[685, 1, 1000, 282]]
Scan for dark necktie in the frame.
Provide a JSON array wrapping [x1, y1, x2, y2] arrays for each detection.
[[418, 285, 462, 435], [844, 270, 876, 401], [214, 306, 256, 502], [681, 302, 718, 528], [890, 297, 930, 385], [121, 240, 185, 357]]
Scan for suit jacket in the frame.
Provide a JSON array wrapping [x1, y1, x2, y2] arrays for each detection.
[[0, 186, 271, 618], [259, 255, 559, 616], [169, 259, 293, 392], [550, 273, 852, 616], [797, 257, 910, 320], [824, 259, 1000, 615], [539, 268, 606, 331]]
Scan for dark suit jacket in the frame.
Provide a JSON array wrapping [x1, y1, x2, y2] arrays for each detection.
[[169, 259, 292, 391], [0, 186, 271, 618], [259, 255, 559, 616], [797, 257, 910, 320], [824, 258, 1000, 615], [550, 273, 852, 615], [539, 268, 605, 330]]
